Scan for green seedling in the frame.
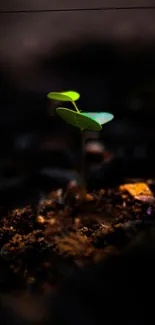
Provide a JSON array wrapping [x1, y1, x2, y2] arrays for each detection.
[[47, 90, 114, 132], [47, 90, 114, 196]]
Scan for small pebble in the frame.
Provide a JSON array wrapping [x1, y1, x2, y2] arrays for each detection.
[[37, 216, 45, 224], [48, 218, 55, 226], [75, 218, 81, 227], [86, 193, 94, 201]]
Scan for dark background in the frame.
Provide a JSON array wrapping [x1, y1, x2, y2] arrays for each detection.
[[0, 0, 155, 197], [0, 4, 155, 325]]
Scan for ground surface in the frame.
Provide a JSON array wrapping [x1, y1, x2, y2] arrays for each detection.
[[0, 180, 155, 297]]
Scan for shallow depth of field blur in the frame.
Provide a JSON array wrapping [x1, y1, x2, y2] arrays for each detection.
[[1, 3, 155, 325], [0, 0, 155, 205]]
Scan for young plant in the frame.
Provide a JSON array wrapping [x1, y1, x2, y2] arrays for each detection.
[[47, 90, 114, 195], [47, 90, 114, 132]]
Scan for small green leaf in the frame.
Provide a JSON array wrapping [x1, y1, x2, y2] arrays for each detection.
[[82, 112, 114, 125], [56, 108, 102, 131], [47, 91, 80, 102]]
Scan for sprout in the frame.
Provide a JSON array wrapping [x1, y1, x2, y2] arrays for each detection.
[[47, 90, 114, 192], [47, 90, 114, 132]]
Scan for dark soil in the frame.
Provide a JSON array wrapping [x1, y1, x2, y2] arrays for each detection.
[[0, 181, 154, 292], [1, 180, 155, 325]]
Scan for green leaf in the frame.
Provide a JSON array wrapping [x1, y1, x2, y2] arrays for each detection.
[[47, 91, 80, 102], [82, 112, 114, 125], [56, 108, 102, 131]]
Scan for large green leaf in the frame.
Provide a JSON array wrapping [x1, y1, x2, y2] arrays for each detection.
[[56, 108, 102, 131], [47, 91, 80, 102]]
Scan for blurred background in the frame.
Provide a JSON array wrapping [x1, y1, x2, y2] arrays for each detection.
[[0, 0, 155, 203]]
